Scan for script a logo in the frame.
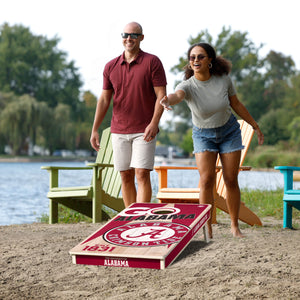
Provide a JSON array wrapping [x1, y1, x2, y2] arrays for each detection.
[[125, 228, 166, 239], [103, 222, 189, 247]]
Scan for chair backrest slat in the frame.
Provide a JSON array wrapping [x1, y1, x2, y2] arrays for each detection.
[[94, 128, 121, 198]]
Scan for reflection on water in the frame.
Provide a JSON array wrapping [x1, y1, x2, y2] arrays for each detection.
[[0, 161, 299, 226]]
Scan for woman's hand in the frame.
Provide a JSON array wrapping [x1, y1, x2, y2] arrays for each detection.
[[160, 96, 172, 111], [255, 127, 264, 145]]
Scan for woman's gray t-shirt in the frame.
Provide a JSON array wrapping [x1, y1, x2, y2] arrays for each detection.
[[175, 75, 236, 128]]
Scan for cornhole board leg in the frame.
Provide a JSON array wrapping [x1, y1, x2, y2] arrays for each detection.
[[70, 203, 211, 269], [203, 224, 210, 243]]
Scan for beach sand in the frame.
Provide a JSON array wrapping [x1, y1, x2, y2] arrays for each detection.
[[1, 216, 299, 300]]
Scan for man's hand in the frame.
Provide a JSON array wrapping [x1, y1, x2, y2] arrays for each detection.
[[90, 131, 100, 151], [143, 124, 158, 142]]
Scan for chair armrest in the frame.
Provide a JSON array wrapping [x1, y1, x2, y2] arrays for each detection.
[[41, 166, 93, 189], [275, 166, 300, 171], [86, 163, 114, 168], [154, 166, 198, 171], [154, 165, 252, 190], [274, 166, 300, 191], [154, 166, 198, 190], [154, 165, 224, 190], [41, 166, 92, 170], [239, 166, 251, 171]]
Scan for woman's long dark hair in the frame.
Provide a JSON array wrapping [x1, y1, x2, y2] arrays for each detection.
[[184, 43, 232, 80]]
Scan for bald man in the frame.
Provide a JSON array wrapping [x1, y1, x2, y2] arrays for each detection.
[[90, 22, 167, 208]]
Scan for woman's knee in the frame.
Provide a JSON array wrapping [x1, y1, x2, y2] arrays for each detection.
[[223, 176, 239, 190], [200, 174, 215, 190]]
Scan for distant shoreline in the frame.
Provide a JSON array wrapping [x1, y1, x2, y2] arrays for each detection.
[[0, 156, 94, 163], [0, 156, 278, 172]]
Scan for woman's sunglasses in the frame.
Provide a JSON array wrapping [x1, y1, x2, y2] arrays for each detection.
[[189, 55, 207, 61]]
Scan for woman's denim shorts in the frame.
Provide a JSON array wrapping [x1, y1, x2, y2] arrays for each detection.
[[192, 114, 245, 154]]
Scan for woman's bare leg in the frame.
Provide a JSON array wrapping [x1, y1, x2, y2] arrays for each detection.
[[195, 151, 218, 238], [220, 150, 245, 237]]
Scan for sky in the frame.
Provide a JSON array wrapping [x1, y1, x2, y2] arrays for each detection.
[[1, 0, 300, 100]]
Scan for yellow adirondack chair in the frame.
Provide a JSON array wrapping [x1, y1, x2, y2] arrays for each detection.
[[154, 120, 262, 226], [41, 127, 124, 224]]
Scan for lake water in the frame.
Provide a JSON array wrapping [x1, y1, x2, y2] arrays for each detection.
[[0, 161, 299, 226]]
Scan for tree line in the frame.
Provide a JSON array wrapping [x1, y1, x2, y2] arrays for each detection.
[[0, 24, 299, 156], [0, 23, 111, 155]]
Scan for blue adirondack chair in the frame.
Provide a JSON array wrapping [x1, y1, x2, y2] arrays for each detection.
[[42, 128, 124, 224], [275, 166, 300, 229]]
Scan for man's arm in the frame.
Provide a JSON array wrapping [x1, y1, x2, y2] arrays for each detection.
[[90, 89, 113, 151], [143, 86, 166, 142]]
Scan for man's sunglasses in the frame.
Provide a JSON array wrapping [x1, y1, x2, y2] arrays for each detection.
[[189, 55, 207, 61], [121, 33, 142, 39]]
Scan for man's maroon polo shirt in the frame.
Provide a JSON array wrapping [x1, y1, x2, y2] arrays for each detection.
[[103, 50, 167, 134]]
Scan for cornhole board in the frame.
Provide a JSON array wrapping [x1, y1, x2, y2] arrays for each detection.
[[69, 203, 211, 269]]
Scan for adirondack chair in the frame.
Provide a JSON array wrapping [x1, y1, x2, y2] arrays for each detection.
[[154, 120, 262, 226], [41, 127, 124, 224], [274, 166, 300, 229]]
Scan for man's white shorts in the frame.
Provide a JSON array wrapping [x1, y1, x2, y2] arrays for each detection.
[[111, 133, 156, 171]]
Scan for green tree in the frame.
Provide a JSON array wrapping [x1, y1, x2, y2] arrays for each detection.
[[0, 23, 82, 117], [288, 116, 300, 149], [0, 94, 47, 154], [258, 108, 290, 145], [282, 73, 300, 114], [51, 104, 76, 151], [260, 51, 297, 114], [180, 128, 193, 155], [214, 27, 262, 83], [237, 71, 266, 120], [75, 90, 113, 150], [263, 50, 296, 83]]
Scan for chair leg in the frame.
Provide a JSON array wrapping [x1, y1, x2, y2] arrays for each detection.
[[93, 190, 103, 223], [283, 201, 293, 229], [49, 199, 58, 224], [211, 205, 217, 224]]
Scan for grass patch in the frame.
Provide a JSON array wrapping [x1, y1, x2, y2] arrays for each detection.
[[38, 189, 300, 226], [244, 146, 300, 168], [216, 188, 300, 228], [239, 188, 299, 227], [38, 205, 117, 224], [240, 188, 285, 219]]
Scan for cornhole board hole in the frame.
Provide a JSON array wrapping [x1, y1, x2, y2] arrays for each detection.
[[69, 203, 211, 269]]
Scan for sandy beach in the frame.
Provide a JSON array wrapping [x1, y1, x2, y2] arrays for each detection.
[[1, 216, 299, 300]]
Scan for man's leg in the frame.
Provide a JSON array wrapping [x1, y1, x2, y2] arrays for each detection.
[[131, 134, 156, 203], [135, 168, 152, 203], [120, 169, 136, 207], [111, 133, 136, 207]]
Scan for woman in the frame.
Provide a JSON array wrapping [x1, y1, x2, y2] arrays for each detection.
[[160, 43, 264, 238]]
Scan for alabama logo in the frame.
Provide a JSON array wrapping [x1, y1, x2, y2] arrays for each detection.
[[103, 222, 189, 247]]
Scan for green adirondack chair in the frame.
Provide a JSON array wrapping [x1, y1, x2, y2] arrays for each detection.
[[41, 127, 124, 224]]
